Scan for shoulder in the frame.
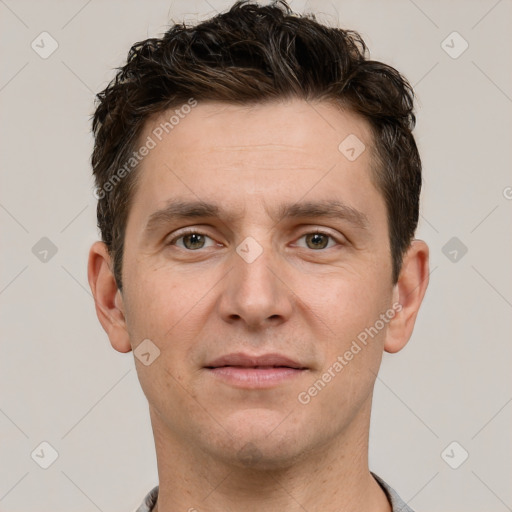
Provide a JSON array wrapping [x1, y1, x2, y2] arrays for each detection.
[[372, 472, 415, 512], [134, 485, 159, 512]]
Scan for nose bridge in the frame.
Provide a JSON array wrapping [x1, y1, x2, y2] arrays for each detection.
[[219, 232, 292, 328]]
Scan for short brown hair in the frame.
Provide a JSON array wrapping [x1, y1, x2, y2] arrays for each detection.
[[92, 0, 421, 290]]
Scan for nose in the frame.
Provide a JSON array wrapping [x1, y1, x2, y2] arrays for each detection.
[[217, 237, 294, 331]]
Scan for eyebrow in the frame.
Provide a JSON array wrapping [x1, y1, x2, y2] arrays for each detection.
[[276, 200, 369, 229], [143, 198, 369, 236]]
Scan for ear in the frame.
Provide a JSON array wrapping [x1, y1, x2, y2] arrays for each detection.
[[384, 239, 429, 354], [87, 241, 132, 353]]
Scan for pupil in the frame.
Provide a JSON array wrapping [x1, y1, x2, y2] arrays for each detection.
[[308, 233, 327, 249], [186, 234, 204, 249]]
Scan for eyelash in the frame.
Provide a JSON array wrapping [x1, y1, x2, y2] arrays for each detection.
[[167, 228, 341, 251]]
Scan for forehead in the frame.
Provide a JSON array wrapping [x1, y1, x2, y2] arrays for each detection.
[[145, 99, 373, 164], [125, 98, 383, 232]]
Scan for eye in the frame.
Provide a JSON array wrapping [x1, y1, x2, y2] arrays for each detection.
[[168, 230, 217, 250], [295, 231, 338, 250], [167, 229, 340, 251]]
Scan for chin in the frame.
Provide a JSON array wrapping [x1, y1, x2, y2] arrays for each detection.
[[206, 408, 312, 471], [232, 440, 306, 471]]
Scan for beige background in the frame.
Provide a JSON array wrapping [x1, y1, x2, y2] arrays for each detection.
[[1, 0, 511, 511]]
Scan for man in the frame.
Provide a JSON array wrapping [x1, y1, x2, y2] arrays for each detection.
[[87, 1, 429, 511]]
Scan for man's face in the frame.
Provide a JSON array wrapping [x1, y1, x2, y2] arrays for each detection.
[[118, 99, 396, 467]]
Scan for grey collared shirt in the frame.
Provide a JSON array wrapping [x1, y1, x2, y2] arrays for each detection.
[[135, 472, 414, 512]]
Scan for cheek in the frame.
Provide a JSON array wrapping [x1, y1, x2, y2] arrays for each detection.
[[298, 269, 391, 346], [123, 263, 219, 380], [295, 270, 391, 412], [123, 261, 200, 335]]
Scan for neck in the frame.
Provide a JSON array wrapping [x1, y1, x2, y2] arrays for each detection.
[[150, 401, 391, 512]]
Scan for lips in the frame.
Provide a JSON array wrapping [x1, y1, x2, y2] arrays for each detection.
[[204, 352, 306, 370], [204, 352, 307, 388]]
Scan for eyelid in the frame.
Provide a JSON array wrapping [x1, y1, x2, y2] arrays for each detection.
[[296, 227, 341, 238]]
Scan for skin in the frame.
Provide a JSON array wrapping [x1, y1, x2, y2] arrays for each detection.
[[88, 98, 429, 512]]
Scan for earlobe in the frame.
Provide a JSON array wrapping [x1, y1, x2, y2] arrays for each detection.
[[384, 240, 429, 354], [87, 241, 132, 353]]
